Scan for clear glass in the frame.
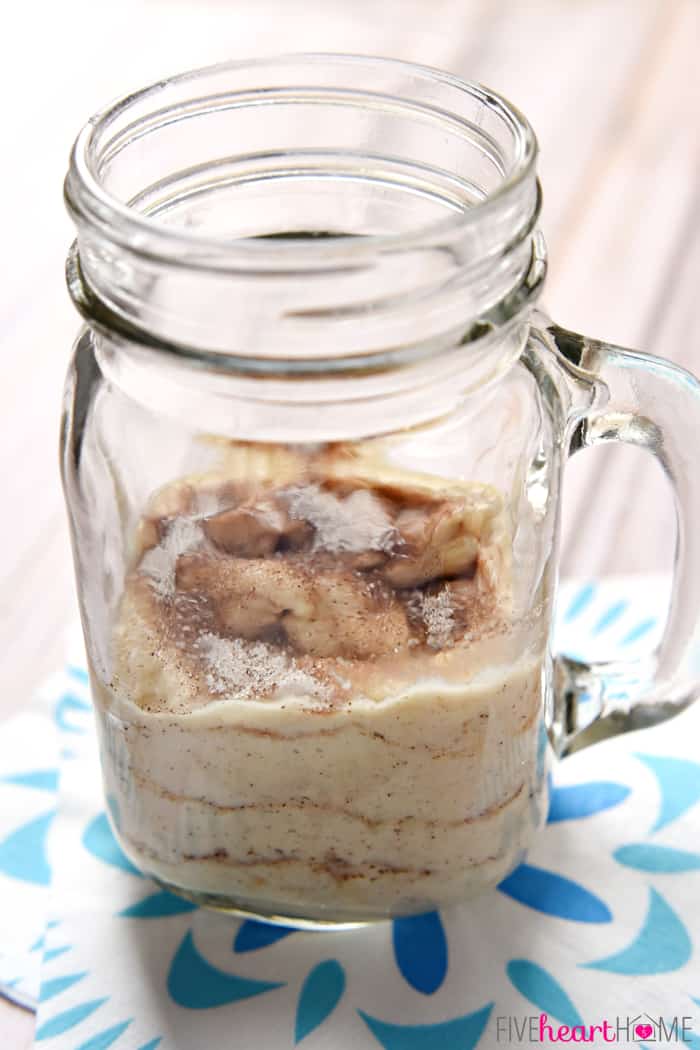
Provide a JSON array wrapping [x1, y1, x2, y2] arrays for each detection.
[[61, 56, 700, 927]]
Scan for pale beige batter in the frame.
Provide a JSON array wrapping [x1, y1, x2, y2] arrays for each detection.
[[92, 442, 549, 921]]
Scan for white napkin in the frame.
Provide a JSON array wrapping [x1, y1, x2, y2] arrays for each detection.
[[0, 677, 64, 1010]]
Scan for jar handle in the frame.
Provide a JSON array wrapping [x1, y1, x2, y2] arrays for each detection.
[[545, 323, 700, 755]]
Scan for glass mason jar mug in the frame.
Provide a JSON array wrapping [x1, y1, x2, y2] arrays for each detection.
[[61, 56, 700, 927]]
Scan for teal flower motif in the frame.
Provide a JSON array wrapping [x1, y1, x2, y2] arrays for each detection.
[[295, 960, 345, 1043], [583, 888, 691, 975], [392, 912, 448, 995], [506, 960, 582, 1028], [167, 930, 283, 1009], [557, 584, 660, 660], [614, 844, 700, 873], [82, 814, 142, 877], [68, 665, 90, 686], [498, 864, 612, 923], [0, 809, 55, 885], [1, 769, 59, 792], [53, 691, 90, 734], [548, 781, 630, 823], [119, 891, 197, 918], [634, 754, 700, 832], [35, 997, 108, 1041], [563, 583, 596, 622], [39, 971, 87, 1002], [590, 752, 700, 977], [358, 1003, 493, 1050], [234, 921, 295, 952], [622, 619, 657, 645], [592, 599, 628, 634], [75, 1019, 132, 1050]]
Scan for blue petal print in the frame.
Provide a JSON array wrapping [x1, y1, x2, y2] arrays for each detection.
[[635, 754, 700, 831], [392, 912, 448, 995], [548, 782, 630, 823], [119, 891, 197, 918], [358, 1003, 493, 1050], [584, 888, 691, 974], [30, 934, 45, 952], [76, 1020, 132, 1050], [234, 920, 295, 953], [68, 665, 89, 685], [593, 600, 627, 635], [536, 723, 548, 782], [44, 945, 72, 962], [506, 960, 582, 1028], [2, 770, 59, 792], [82, 814, 142, 876], [563, 583, 595, 623], [295, 960, 345, 1043], [40, 971, 87, 1002], [623, 619, 656, 645], [167, 930, 283, 1008], [498, 864, 612, 923], [54, 692, 90, 733], [0, 809, 55, 885], [106, 795, 121, 831], [35, 998, 108, 1041], [138, 1040, 163, 1050], [614, 844, 700, 873]]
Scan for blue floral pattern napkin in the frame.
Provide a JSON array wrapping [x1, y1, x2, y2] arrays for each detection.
[[1, 577, 699, 1050]]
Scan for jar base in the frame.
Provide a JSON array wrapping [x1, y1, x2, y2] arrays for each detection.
[[151, 876, 380, 930]]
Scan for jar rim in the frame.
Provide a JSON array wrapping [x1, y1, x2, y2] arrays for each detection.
[[65, 52, 538, 271]]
